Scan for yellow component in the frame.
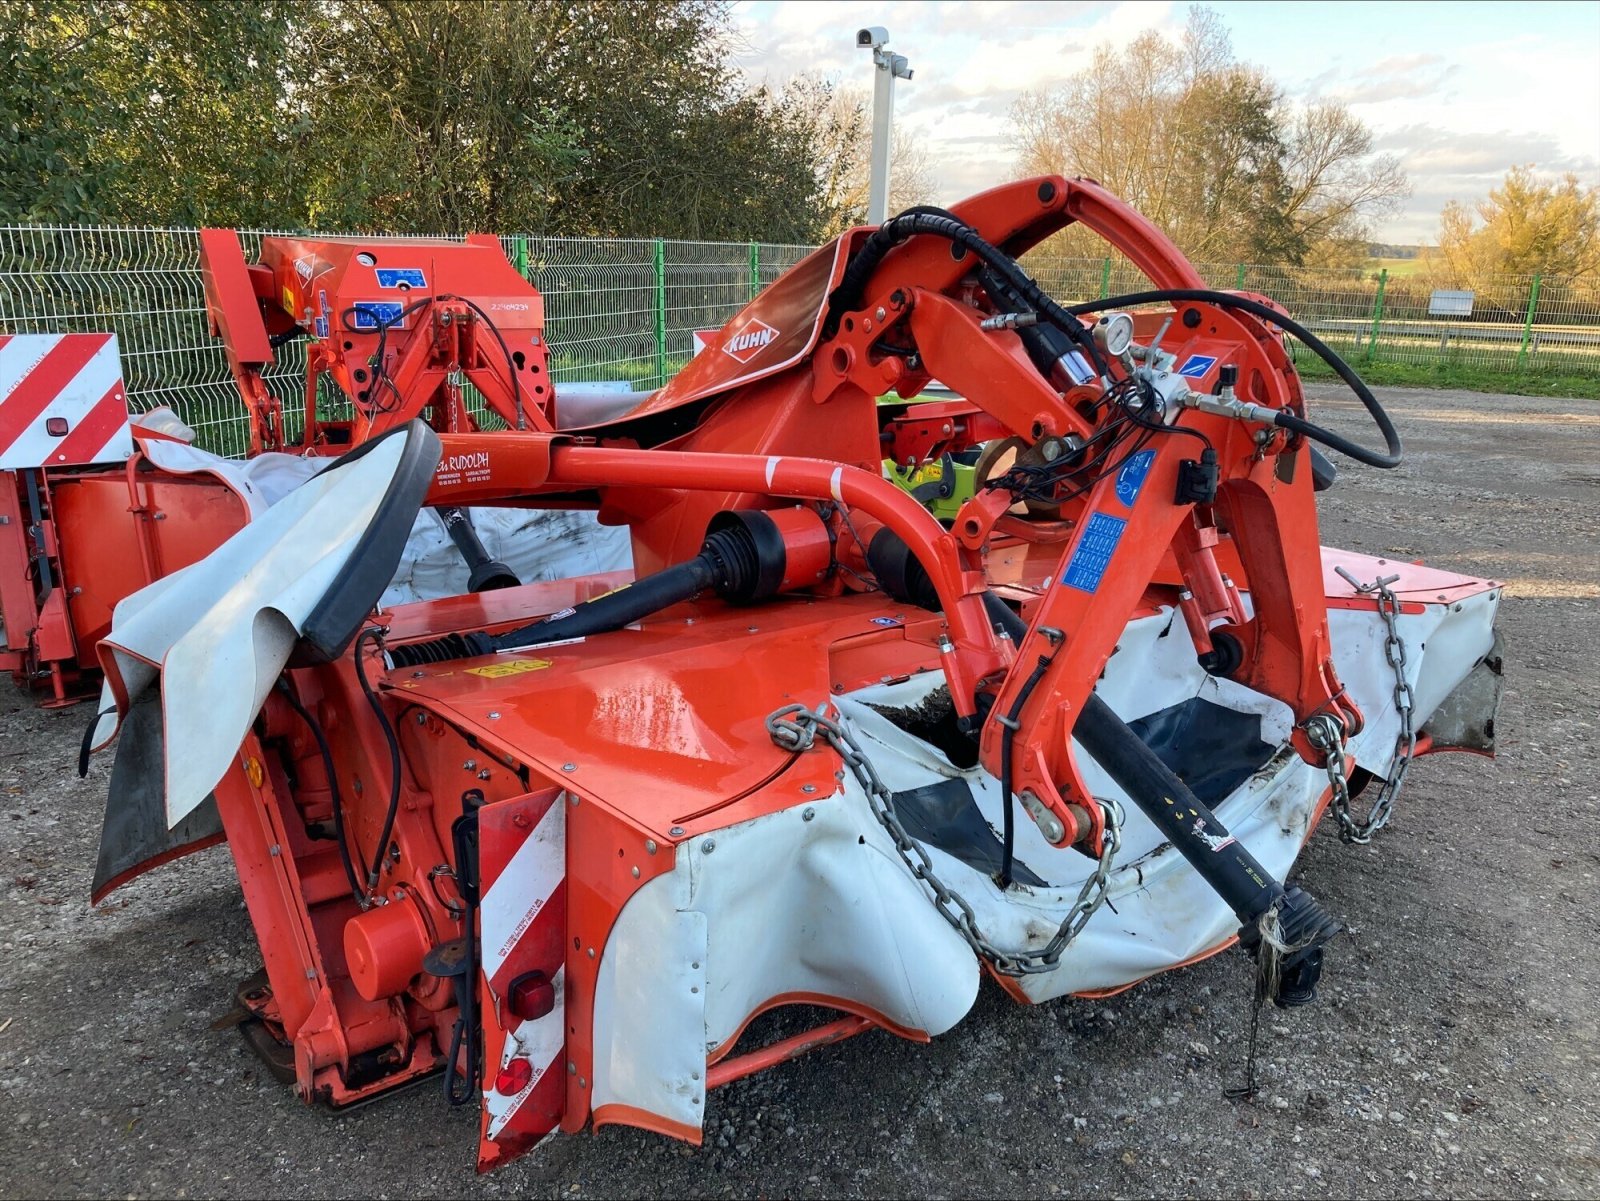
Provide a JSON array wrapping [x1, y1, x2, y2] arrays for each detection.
[[465, 658, 553, 679], [281, 286, 295, 315], [244, 757, 265, 788]]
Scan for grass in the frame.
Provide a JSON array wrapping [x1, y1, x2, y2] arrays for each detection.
[[1296, 352, 1600, 399], [1366, 256, 1428, 279]]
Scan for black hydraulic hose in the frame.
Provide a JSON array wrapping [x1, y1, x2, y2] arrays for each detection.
[[824, 206, 1111, 376], [277, 680, 366, 904], [388, 524, 769, 668], [1065, 289, 1403, 469], [354, 627, 403, 892], [439, 293, 527, 430]]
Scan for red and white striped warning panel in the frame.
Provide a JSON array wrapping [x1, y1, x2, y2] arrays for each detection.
[[476, 788, 567, 1171], [0, 333, 134, 469]]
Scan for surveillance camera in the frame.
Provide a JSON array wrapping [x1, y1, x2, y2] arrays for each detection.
[[857, 26, 889, 49]]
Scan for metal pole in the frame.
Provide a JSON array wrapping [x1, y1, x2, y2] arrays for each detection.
[[513, 235, 528, 281], [1517, 273, 1542, 370], [1235, 263, 1246, 289], [653, 239, 667, 387], [749, 243, 760, 300], [1099, 257, 1111, 299], [1366, 268, 1387, 365], [867, 53, 896, 225]]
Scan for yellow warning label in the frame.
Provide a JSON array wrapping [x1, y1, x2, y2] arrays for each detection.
[[465, 658, 553, 679], [282, 286, 296, 314]]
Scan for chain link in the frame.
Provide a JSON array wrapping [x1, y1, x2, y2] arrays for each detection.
[[766, 702, 1121, 976], [1312, 569, 1418, 844]]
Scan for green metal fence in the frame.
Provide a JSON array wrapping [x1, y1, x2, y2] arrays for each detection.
[[1025, 251, 1600, 381], [0, 224, 1593, 457]]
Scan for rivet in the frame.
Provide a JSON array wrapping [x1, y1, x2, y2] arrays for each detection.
[[802, 807, 815, 821], [487, 711, 501, 720], [305, 968, 317, 980], [412, 673, 425, 681], [568, 1062, 576, 1075], [268, 844, 281, 857], [463, 759, 477, 770], [874, 306, 886, 321], [691, 985, 699, 994], [478, 769, 491, 780], [562, 763, 577, 773], [631, 866, 640, 878], [692, 961, 700, 970], [579, 1077, 587, 1089], [702, 840, 716, 854], [415, 711, 427, 723], [587, 947, 595, 958], [747, 626, 759, 633], [691, 1070, 701, 1081], [353, 778, 363, 796], [645, 839, 658, 854], [802, 784, 817, 794], [670, 826, 685, 837]]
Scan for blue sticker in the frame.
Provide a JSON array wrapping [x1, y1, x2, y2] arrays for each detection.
[[313, 315, 329, 339], [1062, 512, 1128, 594], [349, 302, 406, 331], [375, 267, 426, 289], [1178, 354, 1218, 378], [1114, 449, 1156, 508], [870, 616, 902, 627]]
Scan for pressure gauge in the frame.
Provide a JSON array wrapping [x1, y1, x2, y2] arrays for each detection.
[[1094, 311, 1135, 357]]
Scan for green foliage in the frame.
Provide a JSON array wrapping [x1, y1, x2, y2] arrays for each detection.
[[0, 0, 837, 239]]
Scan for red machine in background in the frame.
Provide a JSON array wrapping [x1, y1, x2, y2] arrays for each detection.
[[200, 230, 554, 454], [0, 231, 573, 697]]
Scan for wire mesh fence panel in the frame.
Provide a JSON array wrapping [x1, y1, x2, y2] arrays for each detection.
[[4, 225, 1597, 460]]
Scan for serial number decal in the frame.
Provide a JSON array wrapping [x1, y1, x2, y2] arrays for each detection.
[[1061, 511, 1128, 594]]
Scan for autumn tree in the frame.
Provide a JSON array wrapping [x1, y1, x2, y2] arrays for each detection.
[[1009, 5, 1406, 266], [1433, 165, 1600, 286]]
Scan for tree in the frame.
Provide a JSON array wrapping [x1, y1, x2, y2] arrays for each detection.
[[1433, 165, 1600, 285], [0, 0, 848, 240], [1009, 5, 1407, 266]]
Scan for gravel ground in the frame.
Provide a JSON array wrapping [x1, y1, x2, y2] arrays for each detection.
[[1, 384, 1597, 1200]]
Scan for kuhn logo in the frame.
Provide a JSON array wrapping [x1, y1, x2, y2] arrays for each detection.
[[722, 319, 778, 364]]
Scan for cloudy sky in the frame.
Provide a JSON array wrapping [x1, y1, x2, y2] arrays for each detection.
[[728, 0, 1600, 245]]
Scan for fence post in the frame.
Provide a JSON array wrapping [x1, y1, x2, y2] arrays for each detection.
[[653, 238, 667, 387], [1235, 263, 1246, 290], [513, 234, 529, 281], [1517, 273, 1542, 370], [1365, 268, 1387, 364], [749, 243, 760, 300], [1099, 258, 1111, 299]]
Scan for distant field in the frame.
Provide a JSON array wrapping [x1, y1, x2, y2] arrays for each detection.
[[1367, 256, 1428, 278]]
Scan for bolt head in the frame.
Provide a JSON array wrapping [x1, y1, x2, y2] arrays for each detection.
[[802, 807, 816, 822], [802, 784, 817, 794], [702, 839, 716, 854], [562, 763, 577, 772], [487, 711, 501, 720], [645, 839, 658, 854], [670, 826, 685, 837]]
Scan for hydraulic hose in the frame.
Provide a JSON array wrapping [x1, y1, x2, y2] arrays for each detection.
[[979, 591, 1338, 1002], [387, 520, 777, 668], [825, 206, 1111, 375], [1065, 289, 1403, 469]]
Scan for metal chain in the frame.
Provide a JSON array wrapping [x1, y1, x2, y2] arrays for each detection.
[[766, 702, 1122, 976], [1312, 568, 1418, 845]]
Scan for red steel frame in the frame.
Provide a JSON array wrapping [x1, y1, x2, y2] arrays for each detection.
[[49, 175, 1454, 1170]]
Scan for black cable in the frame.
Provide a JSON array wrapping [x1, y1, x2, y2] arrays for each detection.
[[277, 679, 366, 904], [353, 627, 403, 892], [825, 207, 1112, 378], [1064, 289, 1402, 469], [438, 293, 526, 431], [981, 592, 1055, 889]]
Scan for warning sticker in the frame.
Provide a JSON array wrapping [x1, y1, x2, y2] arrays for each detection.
[[1177, 354, 1217, 378], [465, 658, 552, 679], [1062, 511, 1128, 594], [1114, 449, 1155, 508], [349, 302, 406, 331], [375, 267, 427, 289]]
